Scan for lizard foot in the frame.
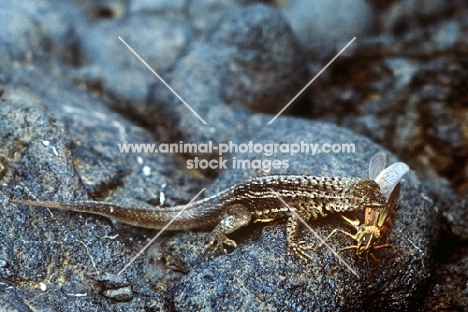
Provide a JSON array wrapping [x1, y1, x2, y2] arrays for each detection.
[[203, 232, 237, 257], [290, 241, 315, 261]]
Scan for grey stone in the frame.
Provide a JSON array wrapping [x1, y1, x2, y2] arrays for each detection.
[[425, 181, 468, 241], [150, 4, 307, 145], [102, 286, 133, 302], [1, 0, 466, 310], [162, 117, 437, 311], [189, 0, 245, 31], [380, 0, 454, 31], [0, 64, 205, 310], [308, 12, 468, 188], [130, 0, 187, 14], [280, 0, 375, 58], [412, 179, 468, 311], [0, 290, 32, 312], [0, 1, 79, 64], [72, 14, 194, 119], [423, 234, 468, 310]]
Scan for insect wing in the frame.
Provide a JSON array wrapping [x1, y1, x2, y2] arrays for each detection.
[[365, 152, 387, 225], [375, 162, 409, 200], [369, 152, 387, 180], [377, 183, 401, 227], [367, 179, 402, 227]]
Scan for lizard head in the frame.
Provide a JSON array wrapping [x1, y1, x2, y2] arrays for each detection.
[[353, 180, 387, 209]]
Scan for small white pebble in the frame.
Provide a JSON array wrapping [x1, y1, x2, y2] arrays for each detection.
[[39, 283, 47, 291], [136, 156, 143, 165], [41, 140, 58, 156], [142, 165, 151, 176], [66, 293, 87, 297], [51, 146, 59, 156]]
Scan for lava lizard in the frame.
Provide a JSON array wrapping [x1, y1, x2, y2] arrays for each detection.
[[8, 153, 408, 260]]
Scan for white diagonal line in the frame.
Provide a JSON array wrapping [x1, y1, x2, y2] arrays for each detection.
[[118, 36, 207, 125], [268, 37, 356, 124], [117, 188, 206, 275], [269, 188, 359, 277]]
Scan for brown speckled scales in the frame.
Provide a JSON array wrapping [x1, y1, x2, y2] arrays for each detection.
[[9, 175, 386, 260]]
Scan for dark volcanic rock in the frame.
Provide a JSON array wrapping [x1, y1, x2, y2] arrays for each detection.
[[69, 3, 308, 145], [424, 181, 468, 241], [149, 4, 308, 144], [73, 14, 194, 119], [1, 0, 466, 310], [0, 65, 205, 311], [280, 0, 375, 58], [423, 245, 468, 310], [308, 10, 468, 190], [0, 1, 80, 67], [163, 117, 437, 311], [418, 180, 468, 310]]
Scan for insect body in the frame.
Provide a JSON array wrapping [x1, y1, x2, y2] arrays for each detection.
[[314, 153, 409, 274], [337, 183, 402, 267]]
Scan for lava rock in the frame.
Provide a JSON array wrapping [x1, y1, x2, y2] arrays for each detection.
[[150, 4, 308, 144], [280, 0, 375, 58], [308, 11, 468, 188], [163, 117, 437, 311]]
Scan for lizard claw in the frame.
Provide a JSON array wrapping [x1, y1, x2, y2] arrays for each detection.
[[203, 232, 237, 257], [289, 241, 315, 261], [312, 242, 325, 252]]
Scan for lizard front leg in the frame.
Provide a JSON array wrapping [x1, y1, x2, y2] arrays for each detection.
[[204, 203, 252, 255]]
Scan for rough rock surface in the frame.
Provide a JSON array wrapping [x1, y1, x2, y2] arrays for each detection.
[[280, 0, 375, 57], [163, 117, 436, 311], [0, 0, 467, 310]]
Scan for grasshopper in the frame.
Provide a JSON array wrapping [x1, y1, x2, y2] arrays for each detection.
[[314, 152, 409, 275]]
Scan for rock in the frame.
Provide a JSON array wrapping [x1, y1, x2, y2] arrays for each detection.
[[71, 14, 194, 122], [149, 4, 308, 144], [0, 64, 205, 310], [162, 117, 437, 311], [379, 0, 455, 31], [130, 0, 187, 15], [418, 179, 468, 311], [69, 3, 307, 145], [101, 286, 133, 302], [308, 10, 468, 189], [423, 246, 468, 310], [424, 181, 468, 241], [1, 0, 465, 310], [0, 289, 32, 312], [0, 1, 79, 64], [280, 0, 375, 58], [188, 0, 245, 31]]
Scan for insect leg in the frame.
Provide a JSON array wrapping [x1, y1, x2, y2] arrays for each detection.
[[373, 243, 404, 265], [329, 244, 359, 275], [312, 228, 356, 252]]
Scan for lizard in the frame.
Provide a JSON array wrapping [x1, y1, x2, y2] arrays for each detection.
[[8, 153, 408, 261]]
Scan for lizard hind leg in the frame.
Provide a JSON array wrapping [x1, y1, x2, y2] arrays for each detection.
[[203, 204, 252, 256], [286, 215, 317, 261]]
